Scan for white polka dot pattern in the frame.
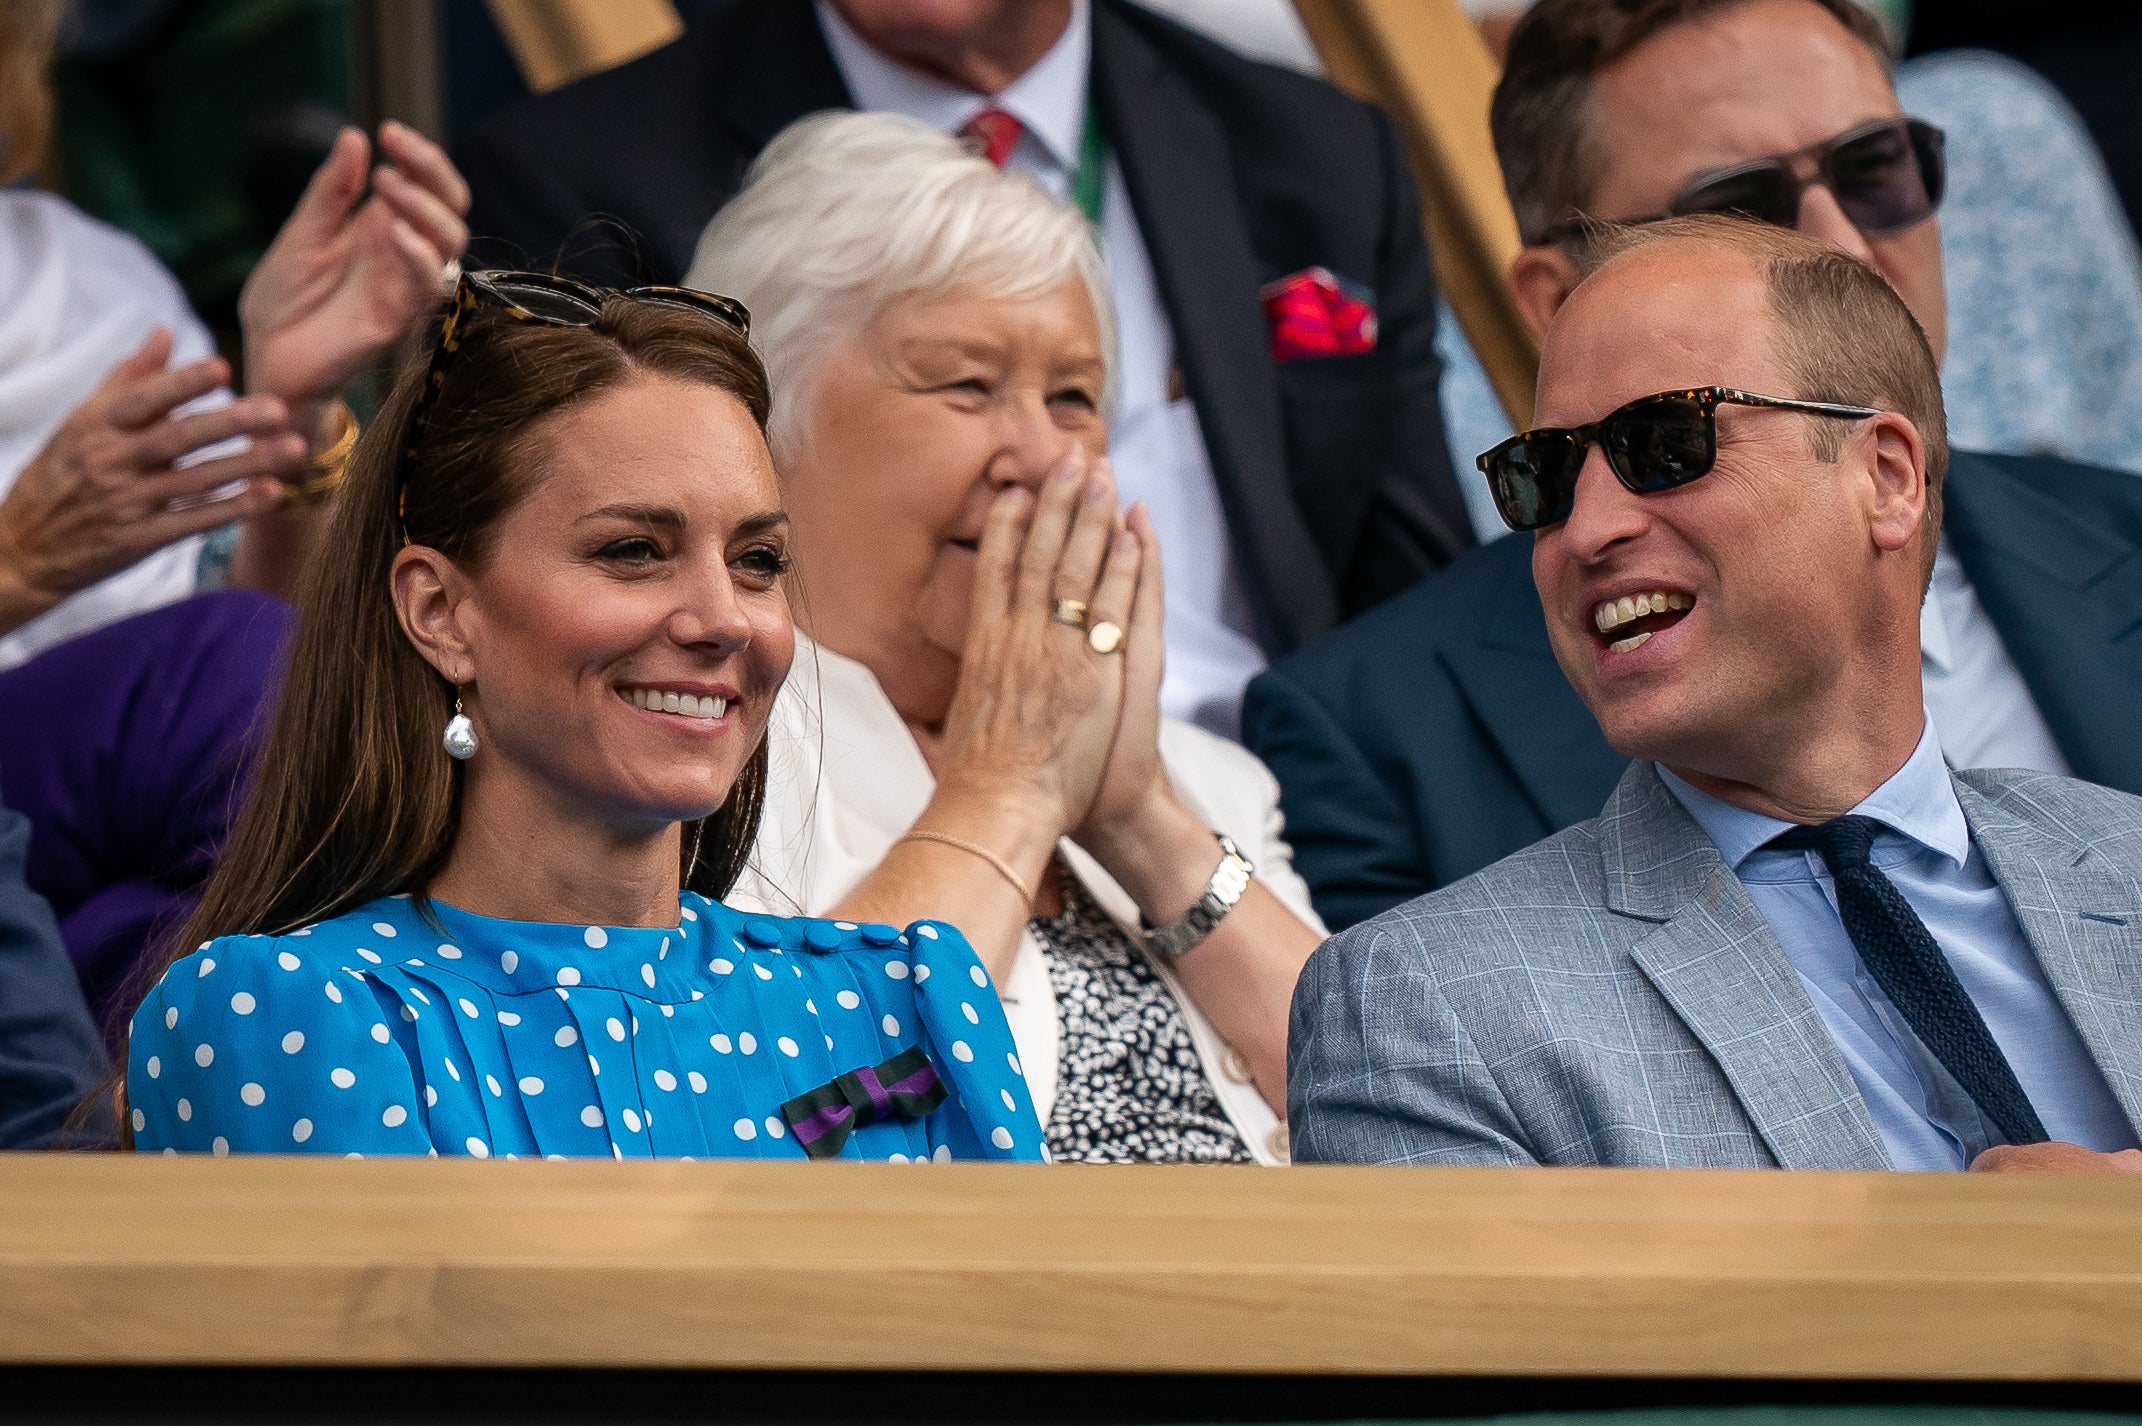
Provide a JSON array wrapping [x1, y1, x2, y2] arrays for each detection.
[[121, 904, 1041, 1162]]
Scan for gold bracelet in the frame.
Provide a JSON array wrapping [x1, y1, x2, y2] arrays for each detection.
[[288, 400, 359, 508], [895, 829, 1035, 906]]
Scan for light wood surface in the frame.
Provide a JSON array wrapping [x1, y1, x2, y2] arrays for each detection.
[[1292, 0, 1538, 426], [483, 0, 684, 95], [5, 1158, 2141, 1377]]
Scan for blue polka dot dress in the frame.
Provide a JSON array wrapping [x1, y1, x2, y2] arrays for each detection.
[[127, 892, 1045, 1162]]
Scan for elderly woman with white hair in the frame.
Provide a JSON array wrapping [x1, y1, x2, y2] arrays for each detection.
[[689, 112, 1322, 1165]]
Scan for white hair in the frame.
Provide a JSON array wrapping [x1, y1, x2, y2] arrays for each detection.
[[685, 110, 1118, 462]]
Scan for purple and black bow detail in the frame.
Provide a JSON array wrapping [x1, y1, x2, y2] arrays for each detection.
[[781, 1046, 948, 1159]]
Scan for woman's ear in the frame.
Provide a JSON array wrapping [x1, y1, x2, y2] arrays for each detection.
[[1860, 412, 1929, 558], [391, 544, 477, 684], [1510, 245, 1584, 340]]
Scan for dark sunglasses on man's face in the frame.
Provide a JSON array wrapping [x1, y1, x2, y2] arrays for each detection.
[[1539, 118, 1946, 246], [1476, 386, 1881, 533]]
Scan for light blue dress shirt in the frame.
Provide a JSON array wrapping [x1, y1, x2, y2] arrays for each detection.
[[1660, 725, 2138, 1169]]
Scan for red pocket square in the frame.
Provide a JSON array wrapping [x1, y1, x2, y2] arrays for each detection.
[[1261, 266, 1379, 361]]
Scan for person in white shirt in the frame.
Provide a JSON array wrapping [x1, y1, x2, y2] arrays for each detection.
[[813, 0, 1265, 734], [458, 0, 1479, 740], [693, 112, 1323, 1164], [0, 3, 473, 1015]]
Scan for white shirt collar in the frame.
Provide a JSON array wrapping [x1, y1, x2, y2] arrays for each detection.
[[815, 0, 1091, 171], [1659, 719, 1971, 872], [1918, 534, 1964, 675]]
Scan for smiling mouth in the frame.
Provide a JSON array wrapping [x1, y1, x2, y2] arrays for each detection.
[[620, 687, 729, 721], [1591, 589, 1693, 654]]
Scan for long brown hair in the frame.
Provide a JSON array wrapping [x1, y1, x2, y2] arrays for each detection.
[[139, 296, 775, 1026]]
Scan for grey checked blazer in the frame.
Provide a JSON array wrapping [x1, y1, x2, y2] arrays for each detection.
[[1289, 762, 2142, 1167]]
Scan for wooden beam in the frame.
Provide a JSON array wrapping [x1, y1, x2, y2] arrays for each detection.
[[483, 0, 683, 96], [6, 1158, 2142, 1377], [1291, 0, 1537, 426], [349, 0, 446, 142]]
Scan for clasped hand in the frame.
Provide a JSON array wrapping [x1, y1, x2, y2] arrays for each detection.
[[0, 333, 306, 617], [932, 447, 1173, 854], [0, 123, 469, 627]]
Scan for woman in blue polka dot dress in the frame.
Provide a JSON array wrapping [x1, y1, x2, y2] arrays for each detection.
[[120, 276, 1043, 1162], [131, 898, 1034, 1160]]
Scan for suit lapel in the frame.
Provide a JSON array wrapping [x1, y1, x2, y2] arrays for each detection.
[[1957, 779, 2142, 1136], [716, 0, 854, 155], [1944, 452, 2142, 794], [1441, 540, 1628, 830], [1603, 767, 1892, 1169], [1090, 4, 1335, 651]]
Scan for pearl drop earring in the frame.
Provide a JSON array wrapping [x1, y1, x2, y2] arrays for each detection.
[[443, 694, 478, 761]]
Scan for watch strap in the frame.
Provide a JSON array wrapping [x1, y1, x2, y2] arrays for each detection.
[[1142, 834, 1255, 961]]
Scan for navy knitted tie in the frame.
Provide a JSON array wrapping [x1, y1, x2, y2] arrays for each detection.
[[1770, 814, 2048, 1146]]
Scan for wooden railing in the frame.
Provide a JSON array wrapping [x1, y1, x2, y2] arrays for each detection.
[[5, 1158, 2140, 1378]]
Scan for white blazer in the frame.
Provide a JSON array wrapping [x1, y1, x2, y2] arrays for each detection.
[[728, 637, 1325, 1165]]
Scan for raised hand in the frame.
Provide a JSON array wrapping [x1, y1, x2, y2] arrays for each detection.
[[0, 329, 307, 635], [1075, 501, 1172, 848], [239, 121, 471, 446], [932, 447, 1138, 837]]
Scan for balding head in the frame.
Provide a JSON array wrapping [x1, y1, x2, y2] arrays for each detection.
[[1578, 215, 1948, 578], [1527, 216, 1939, 820]]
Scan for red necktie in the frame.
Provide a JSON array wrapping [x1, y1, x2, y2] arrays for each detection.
[[961, 107, 1024, 168]]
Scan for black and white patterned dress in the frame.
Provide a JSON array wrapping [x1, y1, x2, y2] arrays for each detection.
[[1030, 876, 1252, 1163]]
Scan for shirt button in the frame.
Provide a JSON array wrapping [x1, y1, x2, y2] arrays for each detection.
[[803, 923, 844, 953], [859, 923, 901, 947], [742, 917, 785, 948], [1266, 1125, 1292, 1163], [1221, 1046, 1254, 1084]]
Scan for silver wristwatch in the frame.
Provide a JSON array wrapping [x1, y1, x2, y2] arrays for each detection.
[[1142, 834, 1255, 961]]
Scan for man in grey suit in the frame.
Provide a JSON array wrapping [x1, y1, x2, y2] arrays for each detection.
[[1289, 215, 2142, 1173]]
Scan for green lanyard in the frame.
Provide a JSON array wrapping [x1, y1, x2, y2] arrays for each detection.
[[1071, 103, 1108, 228]]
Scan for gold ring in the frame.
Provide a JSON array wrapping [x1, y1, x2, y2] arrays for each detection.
[[1051, 598, 1089, 628], [1087, 620, 1124, 655]]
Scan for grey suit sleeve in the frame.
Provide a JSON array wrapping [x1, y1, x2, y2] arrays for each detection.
[[1288, 921, 1538, 1166], [0, 793, 109, 1149]]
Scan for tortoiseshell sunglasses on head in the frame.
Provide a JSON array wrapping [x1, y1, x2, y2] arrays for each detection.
[[1476, 386, 1882, 532], [397, 269, 752, 536]]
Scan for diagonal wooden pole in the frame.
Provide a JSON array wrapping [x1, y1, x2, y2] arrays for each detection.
[[1291, 0, 1537, 426]]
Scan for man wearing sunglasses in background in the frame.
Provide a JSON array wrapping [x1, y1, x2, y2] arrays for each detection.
[[1244, 0, 2142, 932], [1290, 216, 2142, 1171]]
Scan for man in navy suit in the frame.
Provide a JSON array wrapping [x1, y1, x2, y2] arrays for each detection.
[[1244, 0, 2142, 931], [0, 775, 110, 1148], [456, 0, 1473, 734]]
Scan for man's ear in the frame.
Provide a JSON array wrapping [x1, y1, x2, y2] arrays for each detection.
[[391, 545, 477, 685], [1860, 412, 1929, 558], [1510, 245, 1584, 339]]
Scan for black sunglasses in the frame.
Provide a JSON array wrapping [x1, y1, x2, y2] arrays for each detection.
[[397, 269, 753, 537], [1538, 117, 1946, 247], [1476, 386, 1881, 532]]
